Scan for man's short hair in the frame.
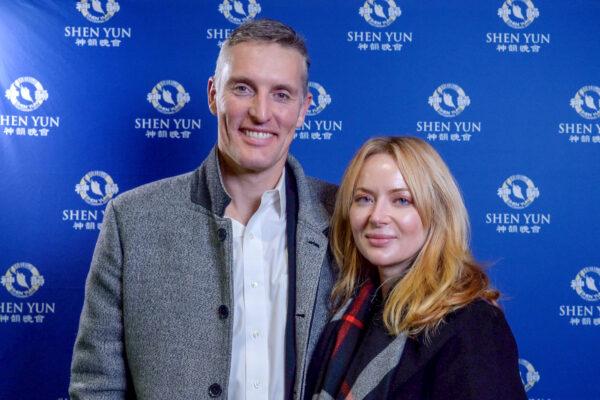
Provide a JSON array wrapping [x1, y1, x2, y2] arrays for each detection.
[[214, 19, 310, 93]]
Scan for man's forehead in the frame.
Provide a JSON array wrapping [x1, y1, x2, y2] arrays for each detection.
[[222, 42, 307, 84], [225, 41, 304, 62]]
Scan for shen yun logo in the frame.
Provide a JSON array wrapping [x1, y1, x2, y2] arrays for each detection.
[[571, 267, 600, 302], [75, 171, 119, 206], [219, 0, 261, 25], [5, 77, 49, 112], [359, 0, 401, 28], [76, 0, 120, 23], [497, 175, 539, 210], [497, 0, 539, 29], [518, 358, 540, 392], [570, 86, 600, 120], [306, 82, 332, 117], [487, 174, 548, 234], [428, 84, 470, 118], [1, 263, 45, 299], [297, 80, 342, 141], [147, 81, 190, 115]]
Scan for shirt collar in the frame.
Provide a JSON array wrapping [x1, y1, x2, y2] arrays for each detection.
[[261, 168, 286, 219]]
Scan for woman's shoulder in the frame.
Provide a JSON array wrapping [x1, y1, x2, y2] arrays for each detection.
[[445, 299, 506, 328], [442, 300, 512, 341], [410, 299, 513, 351]]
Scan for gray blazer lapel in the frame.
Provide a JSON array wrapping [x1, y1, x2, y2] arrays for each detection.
[[294, 222, 329, 395], [190, 147, 231, 216], [287, 155, 336, 399]]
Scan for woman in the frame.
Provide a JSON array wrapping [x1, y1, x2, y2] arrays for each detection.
[[306, 137, 526, 399]]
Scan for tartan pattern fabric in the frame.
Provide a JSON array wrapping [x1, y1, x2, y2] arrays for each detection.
[[306, 279, 408, 400]]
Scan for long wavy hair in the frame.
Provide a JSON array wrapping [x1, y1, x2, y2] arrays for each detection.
[[330, 136, 499, 337]]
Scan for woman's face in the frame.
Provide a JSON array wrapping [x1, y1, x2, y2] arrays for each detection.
[[349, 153, 426, 283]]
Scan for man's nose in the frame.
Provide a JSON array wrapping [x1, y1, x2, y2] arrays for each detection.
[[248, 93, 271, 123]]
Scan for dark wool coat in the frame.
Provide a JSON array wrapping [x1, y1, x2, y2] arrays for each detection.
[[308, 299, 527, 400], [387, 300, 527, 399]]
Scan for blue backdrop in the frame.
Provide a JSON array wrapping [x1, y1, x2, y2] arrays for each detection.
[[1, 1, 599, 399]]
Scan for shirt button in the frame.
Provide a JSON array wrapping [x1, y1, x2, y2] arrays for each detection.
[[251, 281, 258, 288], [252, 330, 260, 339], [248, 232, 255, 240], [253, 381, 260, 389], [217, 305, 229, 319], [208, 383, 222, 397]]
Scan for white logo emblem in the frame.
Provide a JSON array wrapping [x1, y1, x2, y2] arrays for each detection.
[[1, 263, 45, 298], [218, 0, 261, 25], [497, 0, 539, 29], [571, 267, 600, 302], [306, 82, 332, 117], [76, 0, 120, 23], [428, 84, 470, 118], [518, 358, 540, 392], [147, 80, 190, 115], [75, 171, 119, 206], [359, 0, 401, 28], [497, 175, 539, 209], [4, 77, 49, 112], [569, 85, 600, 120]]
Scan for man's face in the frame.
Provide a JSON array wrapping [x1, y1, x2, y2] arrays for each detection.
[[208, 42, 311, 176]]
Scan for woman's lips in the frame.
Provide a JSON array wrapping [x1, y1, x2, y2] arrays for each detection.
[[365, 233, 396, 247]]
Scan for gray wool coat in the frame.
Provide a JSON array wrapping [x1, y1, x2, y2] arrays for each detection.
[[69, 148, 337, 400]]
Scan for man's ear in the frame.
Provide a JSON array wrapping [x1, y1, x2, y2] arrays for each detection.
[[207, 76, 217, 115], [296, 90, 313, 128]]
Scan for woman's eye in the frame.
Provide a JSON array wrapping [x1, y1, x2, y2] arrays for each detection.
[[353, 195, 372, 204], [395, 197, 411, 206]]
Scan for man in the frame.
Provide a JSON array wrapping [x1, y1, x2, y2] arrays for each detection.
[[70, 19, 336, 400]]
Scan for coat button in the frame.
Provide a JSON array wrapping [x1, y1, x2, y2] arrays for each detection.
[[208, 383, 222, 397], [217, 228, 227, 241], [218, 305, 229, 319]]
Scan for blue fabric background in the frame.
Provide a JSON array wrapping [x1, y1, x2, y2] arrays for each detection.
[[1, 1, 598, 399]]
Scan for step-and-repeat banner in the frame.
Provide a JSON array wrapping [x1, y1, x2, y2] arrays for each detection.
[[1, 1, 599, 399]]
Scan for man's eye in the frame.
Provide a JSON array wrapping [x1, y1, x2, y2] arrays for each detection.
[[274, 92, 291, 101], [233, 85, 251, 94]]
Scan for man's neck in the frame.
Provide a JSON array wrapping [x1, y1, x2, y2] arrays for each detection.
[[220, 160, 285, 226]]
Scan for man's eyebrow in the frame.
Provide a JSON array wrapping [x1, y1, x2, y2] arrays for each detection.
[[273, 84, 298, 94], [225, 76, 299, 95], [225, 76, 254, 87]]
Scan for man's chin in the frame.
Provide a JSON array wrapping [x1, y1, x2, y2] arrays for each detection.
[[238, 153, 288, 175]]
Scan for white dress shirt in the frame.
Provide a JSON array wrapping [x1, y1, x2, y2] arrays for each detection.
[[226, 171, 288, 400]]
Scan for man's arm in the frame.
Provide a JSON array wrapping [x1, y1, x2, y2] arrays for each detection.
[[69, 201, 132, 399]]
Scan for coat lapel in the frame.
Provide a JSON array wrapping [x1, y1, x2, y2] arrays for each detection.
[[286, 155, 335, 399], [294, 222, 329, 386]]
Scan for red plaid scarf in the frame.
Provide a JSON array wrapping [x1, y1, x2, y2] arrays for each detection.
[[306, 277, 408, 400]]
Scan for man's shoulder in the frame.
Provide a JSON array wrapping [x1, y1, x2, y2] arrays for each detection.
[[111, 170, 195, 212], [286, 154, 338, 221], [304, 176, 338, 210], [287, 154, 337, 202]]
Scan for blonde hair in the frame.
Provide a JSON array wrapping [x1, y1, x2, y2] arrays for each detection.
[[330, 136, 499, 337]]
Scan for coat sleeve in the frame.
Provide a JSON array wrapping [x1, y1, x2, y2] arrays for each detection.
[[428, 302, 527, 400], [69, 201, 133, 399]]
